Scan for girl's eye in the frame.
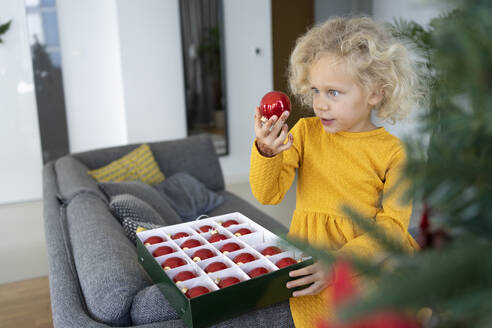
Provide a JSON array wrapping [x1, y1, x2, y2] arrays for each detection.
[[328, 90, 340, 97], [311, 87, 319, 94]]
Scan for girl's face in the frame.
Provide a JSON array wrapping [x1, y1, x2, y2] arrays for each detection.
[[308, 55, 382, 134]]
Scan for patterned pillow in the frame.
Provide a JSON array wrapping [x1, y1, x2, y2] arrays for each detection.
[[109, 194, 165, 225], [122, 217, 162, 244], [88, 144, 165, 185]]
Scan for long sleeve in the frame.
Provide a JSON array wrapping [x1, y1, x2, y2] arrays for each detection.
[[335, 147, 419, 259], [249, 120, 304, 205]]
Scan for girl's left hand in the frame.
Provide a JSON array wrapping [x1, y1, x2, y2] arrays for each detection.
[[286, 262, 331, 297]]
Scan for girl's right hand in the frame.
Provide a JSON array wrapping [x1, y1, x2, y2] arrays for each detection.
[[254, 106, 293, 157]]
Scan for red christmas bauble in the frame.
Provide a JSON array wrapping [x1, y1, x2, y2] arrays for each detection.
[[197, 225, 214, 233], [173, 270, 197, 283], [259, 91, 291, 120], [192, 249, 215, 262], [275, 257, 297, 269], [234, 228, 252, 237], [152, 246, 174, 257], [233, 252, 256, 265], [185, 286, 209, 299], [260, 246, 282, 257], [219, 242, 241, 253], [218, 276, 241, 288], [144, 236, 164, 245], [161, 257, 186, 270], [204, 261, 228, 273], [222, 219, 239, 227], [180, 239, 202, 250], [248, 267, 269, 278], [171, 232, 189, 240], [209, 233, 228, 243]]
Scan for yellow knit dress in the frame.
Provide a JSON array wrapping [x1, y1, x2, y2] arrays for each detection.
[[250, 117, 420, 327]]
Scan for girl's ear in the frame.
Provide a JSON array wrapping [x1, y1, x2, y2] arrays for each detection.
[[368, 88, 384, 106]]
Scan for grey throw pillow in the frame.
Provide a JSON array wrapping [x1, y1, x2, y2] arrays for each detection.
[[99, 181, 181, 225], [153, 172, 224, 221], [109, 194, 166, 225]]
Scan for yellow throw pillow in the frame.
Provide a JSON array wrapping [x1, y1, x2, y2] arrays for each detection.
[[88, 144, 165, 184], [135, 226, 148, 233]]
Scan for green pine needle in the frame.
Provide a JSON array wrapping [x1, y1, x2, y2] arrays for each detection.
[[0, 19, 12, 43]]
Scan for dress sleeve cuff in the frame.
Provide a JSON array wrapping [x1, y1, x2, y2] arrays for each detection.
[[250, 140, 283, 174]]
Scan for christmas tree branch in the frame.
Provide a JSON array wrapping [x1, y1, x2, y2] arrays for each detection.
[[0, 19, 12, 43]]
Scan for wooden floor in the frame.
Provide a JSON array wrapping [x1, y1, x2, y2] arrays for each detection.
[[0, 276, 53, 328]]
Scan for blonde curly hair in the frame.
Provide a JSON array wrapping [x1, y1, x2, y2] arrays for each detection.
[[288, 16, 422, 122]]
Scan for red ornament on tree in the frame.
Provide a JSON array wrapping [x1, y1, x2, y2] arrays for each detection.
[[417, 203, 432, 249], [416, 203, 450, 249], [331, 260, 359, 308], [317, 260, 422, 328]]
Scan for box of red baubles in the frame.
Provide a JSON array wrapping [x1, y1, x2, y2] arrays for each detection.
[[136, 212, 313, 328]]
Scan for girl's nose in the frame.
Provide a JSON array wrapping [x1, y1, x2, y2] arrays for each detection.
[[313, 96, 329, 111], [316, 103, 329, 111]]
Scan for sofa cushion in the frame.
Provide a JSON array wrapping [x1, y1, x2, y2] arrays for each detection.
[[122, 217, 162, 244], [99, 181, 181, 225], [109, 194, 166, 225], [66, 193, 151, 326], [55, 156, 107, 203], [130, 285, 180, 325], [154, 172, 224, 221], [88, 144, 165, 184]]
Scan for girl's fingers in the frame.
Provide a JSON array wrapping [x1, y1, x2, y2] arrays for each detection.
[[254, 107, 262, 131], [270, 111, 289, 137], [292, 281, 324, 297], [279, 110, 290, 121], [289, 263, 316, 278], [286, 274, 316, 289], [263, 115, 277, 135], [277, 134, 294, 153], [273, 124, 289, 147], [255, 110, 293, 157]]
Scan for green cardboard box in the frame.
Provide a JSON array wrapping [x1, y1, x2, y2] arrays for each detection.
[[136, 212, 313, 328]]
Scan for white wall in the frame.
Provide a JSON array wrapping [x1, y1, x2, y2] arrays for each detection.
[[57, 0, 128, 153], [116, 0, 187, 144], [219, 0, 273, 184], [57, 0, 187, 153], [0, 1, 43, 204]]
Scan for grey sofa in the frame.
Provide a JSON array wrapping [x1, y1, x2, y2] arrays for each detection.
[[43, 134, 295, 328]]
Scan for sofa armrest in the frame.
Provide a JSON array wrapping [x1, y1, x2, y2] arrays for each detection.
[[43, 162, 186, 328]]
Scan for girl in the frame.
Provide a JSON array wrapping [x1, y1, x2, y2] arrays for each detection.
[[250, 16, 422, 327]]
